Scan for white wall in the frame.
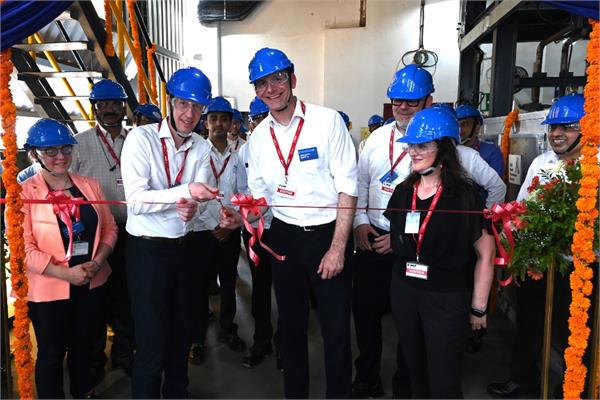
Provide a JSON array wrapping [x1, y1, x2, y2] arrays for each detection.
[[183, 0, 462, 144]]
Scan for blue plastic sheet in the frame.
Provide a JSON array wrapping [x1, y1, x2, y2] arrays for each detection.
[[544, 1, 599, 21]]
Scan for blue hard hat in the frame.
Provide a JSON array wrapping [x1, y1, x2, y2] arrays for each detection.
[[338, 111, 351, 127], [167, 67, 212, 105], [399, 108, 460, 144], [134, 103, 163, 123], [248, 47, 294, 83], [249, 96, 269, 117], [387, 64, 435, 100], [25, 118, 77, 149], [368, 114, 384, 126], [385, 117, 395, 125], [206, 96, 234, 114], [455, 104, 482, 125], [432, 103, 458, 119], [89, 79, 128, 102], [232, 109, 243, 122], [542, 93, 585, 125]]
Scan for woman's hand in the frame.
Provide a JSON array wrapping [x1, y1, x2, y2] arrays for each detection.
[[67, 264, 95, 286], [470, 314, 487, 331]]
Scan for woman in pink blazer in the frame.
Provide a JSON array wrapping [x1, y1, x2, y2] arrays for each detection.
[[19, 119, 117, 399]]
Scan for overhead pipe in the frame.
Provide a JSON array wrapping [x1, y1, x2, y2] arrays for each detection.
[[531, 24, 573, 105]]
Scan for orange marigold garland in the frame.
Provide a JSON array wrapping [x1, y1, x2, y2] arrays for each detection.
[[147, 43, 158, 105], [500, 108, 519, 182], [563, 18, 599, 400], [103, 0, 115, 57], [127, 0, 147, 103], [1, 49, 34, 399]]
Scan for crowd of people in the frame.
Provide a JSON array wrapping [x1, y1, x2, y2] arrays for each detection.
[[14, 45, 595, 399]]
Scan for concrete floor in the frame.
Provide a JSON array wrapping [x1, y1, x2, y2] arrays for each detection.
[[11, 251, 557, 399]]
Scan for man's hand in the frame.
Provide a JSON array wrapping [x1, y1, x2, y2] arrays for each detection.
[[317, 246, 345, 279], [355, 224, 379, 251], [176, 198, 198, 222], [212, 226, 232, 242], [189, 182, 218, 202], [219, 206, 243, 230], [372, 233, 392, 254]]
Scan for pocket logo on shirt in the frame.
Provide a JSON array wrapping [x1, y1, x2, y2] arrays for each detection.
[[298, 147, 319, 161]]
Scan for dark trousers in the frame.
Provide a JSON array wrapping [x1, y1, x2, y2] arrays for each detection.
[[352, 244, 411, 396], [127, 234, 196, 399], [192, 228, 241, 343], [29, 284, 106, 398], [269, 218, 353, 398], [510, 265, 597, 388], [390, 274, 469, 398], [242, 228, 274, 348]]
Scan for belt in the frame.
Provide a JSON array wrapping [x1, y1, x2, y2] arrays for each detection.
[[139, 233, 192, 245]]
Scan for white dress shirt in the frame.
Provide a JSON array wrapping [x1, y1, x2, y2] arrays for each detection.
[[516, 151, 561, 201], [71, 125, 128, 223], [239, 142, 272, 229], [354, 123, 507, 232], [194, 140, 247, 231], [228, 137, 246, 152], [247, 100, 358, 227], [121, 119, 212, 238]]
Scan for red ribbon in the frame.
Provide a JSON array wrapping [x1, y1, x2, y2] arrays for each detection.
[[46, 190, 84, 262], [484, 201, 526, 286], [229, 194, 286, 266]]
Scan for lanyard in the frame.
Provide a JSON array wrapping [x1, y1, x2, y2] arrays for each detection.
[[210, 153, 231, 186], [96, 126, 121, 167], [389, 127, 407, 178], [233, 140, 240, 151], [269, 101, 306, 179], [411, 180, 443, 261], [160, 134, 190, 188], [473, 139, 481, 152]]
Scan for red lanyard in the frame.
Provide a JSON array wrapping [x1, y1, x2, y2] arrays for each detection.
[[96, 126, 121, 167], [161, 138, 190, 188], [411, 180, 443, 261], [269, 101, 306, 178], [210, 153, 231, 186], [389, 127, 407, 178], [233, 140, 240, 151]]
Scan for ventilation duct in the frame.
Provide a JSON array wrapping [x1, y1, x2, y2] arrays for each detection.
[[197, 1, 262, 22]]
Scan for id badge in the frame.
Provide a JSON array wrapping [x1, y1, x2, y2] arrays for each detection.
[[72, 241, 89, 257], [116, 178, 124, 186], [379, 170, 398, 184], [404, 212, 420, 234], [61, 220, 85, 238], [380, 181, 395, 195], [406, 261, 429, 280], [276, 178, 297, 199]]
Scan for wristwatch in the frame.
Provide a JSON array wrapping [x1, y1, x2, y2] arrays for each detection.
[[470, 307, 487, 317]]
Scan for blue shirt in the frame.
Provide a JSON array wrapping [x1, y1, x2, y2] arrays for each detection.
[[473, 138, 504, 203]]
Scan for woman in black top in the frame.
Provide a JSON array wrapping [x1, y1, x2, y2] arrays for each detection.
[[384, 108, 495, 398]]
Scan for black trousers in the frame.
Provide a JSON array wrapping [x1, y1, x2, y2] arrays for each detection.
[[126, 234, 197, 399], [29, 284, 106, 398], [510, 264, 597, 388], [390, 274, 469, 398], [352, 243, 411, 397], [242, 228, 274, 348], [269, 218, 353, 398]]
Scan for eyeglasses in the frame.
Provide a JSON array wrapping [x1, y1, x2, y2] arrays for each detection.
[[254, 72, 289, 93], [172, 98, 204, 113], [391, 98, 422, 107], [549, 123, 580, 132], [36, 146, 74, 157], [407, 142, 438, 154], [95, 100, 125, 110]]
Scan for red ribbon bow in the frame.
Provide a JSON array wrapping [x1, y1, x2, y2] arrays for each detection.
[[229, 194, 286, 266], [484, 201, 526, 286], [46, 190, 83, 262]]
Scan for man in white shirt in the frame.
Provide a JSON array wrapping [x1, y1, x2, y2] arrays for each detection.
[[228, 109, 246, 151], [70, 79, 132, 378], [221, 47, 358, 398], [488, 93, 592, 399], [120, 67, 217, 398], [353, 64, 506, 398], [189, 97, 248, 363]]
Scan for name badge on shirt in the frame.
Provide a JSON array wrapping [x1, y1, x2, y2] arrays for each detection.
[[380, 181, 395, 195], [404, 212, 420, 234], [379, 170, 398, 184], [406, 261, 428, 280], [116, 178, 123, 186], [298, 147, 319, 161], [61, 220, 85, 238], [72, 241, 90, 257], [276, 178, 297, 199]]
